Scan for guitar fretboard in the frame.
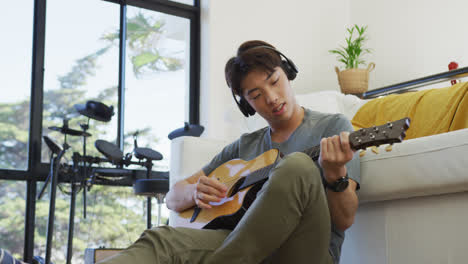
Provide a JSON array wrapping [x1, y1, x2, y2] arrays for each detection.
[[302, 145, 321, 161]]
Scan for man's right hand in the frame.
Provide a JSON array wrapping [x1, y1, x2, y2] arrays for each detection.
[[193, 176, 228, 209]]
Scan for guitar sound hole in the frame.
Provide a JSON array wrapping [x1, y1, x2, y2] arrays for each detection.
[[229, 177, 246, 197]]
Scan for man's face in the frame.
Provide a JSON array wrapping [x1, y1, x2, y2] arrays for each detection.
[[240, 66, 297, 125]]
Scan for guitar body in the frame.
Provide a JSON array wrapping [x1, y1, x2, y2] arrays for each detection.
[[172, 149, 280, 230]]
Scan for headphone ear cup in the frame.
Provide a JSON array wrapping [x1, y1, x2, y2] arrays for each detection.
[[239, 97, 256, 117], [281, 60, 297, 80]]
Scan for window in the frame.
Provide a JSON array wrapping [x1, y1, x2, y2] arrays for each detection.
[[0, 181, 26, 259], [34, 185, 149, 263], [123, 6, 191, 171], [0, 0, 199, 263], [170, 0, 194, 5], [0, 1, 33, 260], [0, 1, 34, 171], [42, 0, 119, 163]]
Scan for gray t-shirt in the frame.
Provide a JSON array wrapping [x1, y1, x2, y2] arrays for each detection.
[[202, 108, 361, 264]]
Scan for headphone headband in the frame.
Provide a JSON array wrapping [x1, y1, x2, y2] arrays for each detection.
[[243, 45, 298, 76], [231, 45, 299, 117]]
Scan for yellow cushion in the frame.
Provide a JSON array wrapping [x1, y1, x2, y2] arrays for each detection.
[[351, 82, 468, 140]]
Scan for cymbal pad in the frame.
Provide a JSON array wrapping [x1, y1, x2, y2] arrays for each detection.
[[134, 147, 163, 161], [95, 140, 123, 162]]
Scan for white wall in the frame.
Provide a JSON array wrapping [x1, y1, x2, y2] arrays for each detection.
[[200, 0, 350, 140], [199, 0, 468, 140], [350, 0, 468, 90]]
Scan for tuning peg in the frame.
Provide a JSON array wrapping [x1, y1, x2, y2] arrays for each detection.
[[359, 150, 367, 157], [385, 144, 393, 152], [371, 146, 379, 154]]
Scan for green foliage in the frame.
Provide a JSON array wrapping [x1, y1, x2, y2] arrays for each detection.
[[103, 12, 183, 77], [0, 181, 26, 258], [0, 100, 30, 169], [132, 51, 161, 72], [57, 47, 111, 90], [329, 24, 372, 69]]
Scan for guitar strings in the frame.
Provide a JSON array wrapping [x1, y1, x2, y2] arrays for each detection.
[[213, 164, 273, 188], [211, 147, 321, 189], [217, 148, 322, 188]]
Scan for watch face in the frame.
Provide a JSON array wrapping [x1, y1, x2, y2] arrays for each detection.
[[326, 176, 350, 192], [336, 180, 349, 192]]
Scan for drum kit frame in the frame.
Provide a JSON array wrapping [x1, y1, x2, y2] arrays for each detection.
[[39, 101, 166, 264]]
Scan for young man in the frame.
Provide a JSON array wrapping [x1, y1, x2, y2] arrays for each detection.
[[99, 40, 360, 264]]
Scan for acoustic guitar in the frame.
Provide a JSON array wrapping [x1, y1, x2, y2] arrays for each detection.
[[172, 118, 411, 230]]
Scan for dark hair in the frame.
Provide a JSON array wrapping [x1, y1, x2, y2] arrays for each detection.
[[225, 40, 282, 96]]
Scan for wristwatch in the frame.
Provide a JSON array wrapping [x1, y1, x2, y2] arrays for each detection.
[[325, 174, 349, 192]]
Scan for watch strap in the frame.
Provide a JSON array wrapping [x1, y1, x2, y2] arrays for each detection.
[[325, 174, 349, 192]]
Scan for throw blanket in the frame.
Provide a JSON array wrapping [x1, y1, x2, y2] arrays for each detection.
[[352, 82, 468, 140]]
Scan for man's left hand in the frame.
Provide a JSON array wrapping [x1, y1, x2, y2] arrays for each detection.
[[318, 131, 355, 183]]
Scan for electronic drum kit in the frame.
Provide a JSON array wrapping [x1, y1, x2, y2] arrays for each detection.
[[39, 101, 168, 264]]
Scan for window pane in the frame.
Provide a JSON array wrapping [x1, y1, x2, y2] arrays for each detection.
[[0, 180, 26, 259], [41, 1, 152, 263], [170, 0, 194, 5], [34, 185, 157, 264], [42, 0, 119, 165], [124, 7, 190, 172], [0, 2, 34, 171]]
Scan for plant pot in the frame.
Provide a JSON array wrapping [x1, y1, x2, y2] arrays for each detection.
[[335, 62, 375, 94]]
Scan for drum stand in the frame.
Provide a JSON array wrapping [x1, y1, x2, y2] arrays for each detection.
[[38, 138, 69, 264], [133, 167, 168, 228], [40, 119, 93, 264], [66, 174, 78, 264], [131, 135, 168, 228], [143, 160, 168, 228], [65, 118, 91, 264], [94, 134, 168, 228]]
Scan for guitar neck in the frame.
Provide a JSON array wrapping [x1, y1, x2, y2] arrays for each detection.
[[302, 145, 321, 161], [302, 117, 411, 161], [300, 130, 370, 161], [239, 118, 411, 190]]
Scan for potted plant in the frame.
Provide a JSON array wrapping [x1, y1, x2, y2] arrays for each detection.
[[329, 24, 375, 95]]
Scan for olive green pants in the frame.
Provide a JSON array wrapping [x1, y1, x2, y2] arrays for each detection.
[[98, 152, 333, 264]]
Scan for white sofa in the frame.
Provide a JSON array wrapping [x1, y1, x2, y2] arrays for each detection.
[[169, 90, 468, 264]]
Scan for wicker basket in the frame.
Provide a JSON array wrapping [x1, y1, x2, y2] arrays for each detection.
[[335, 62, 375, 94]]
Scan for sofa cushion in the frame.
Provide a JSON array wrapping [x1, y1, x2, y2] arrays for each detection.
[[296, 91, 343, 114], [241, 90, 367, 133]]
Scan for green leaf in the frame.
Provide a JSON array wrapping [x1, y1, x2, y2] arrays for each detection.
[[339, 58, 348, 65], [132, 52, 160, 69], [330, 24, 371, 68]]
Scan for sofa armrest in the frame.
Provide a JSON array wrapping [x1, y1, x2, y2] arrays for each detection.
[[359, 128, 468, 203], [168, 136, 228, 226], [169, 136, 228, 186]]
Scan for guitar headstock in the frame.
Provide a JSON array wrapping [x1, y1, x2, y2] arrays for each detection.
[[349, 118, 411, 151]]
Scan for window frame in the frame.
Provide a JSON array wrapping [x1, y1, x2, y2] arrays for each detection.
[[0, 0, 200, 261]]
